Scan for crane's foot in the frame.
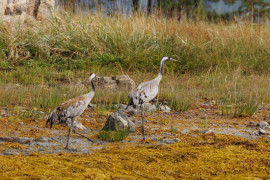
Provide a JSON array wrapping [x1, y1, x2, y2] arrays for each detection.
[[64, 146, 70, 151], [142, 135, 146, 141]]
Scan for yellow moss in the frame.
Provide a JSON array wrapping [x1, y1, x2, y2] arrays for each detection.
[[0, 142, 26, 152], [0, 135, 270, 179]]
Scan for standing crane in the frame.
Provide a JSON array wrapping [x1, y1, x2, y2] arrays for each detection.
[[46, 73, 99, 149], [126, 56, 177, 140]]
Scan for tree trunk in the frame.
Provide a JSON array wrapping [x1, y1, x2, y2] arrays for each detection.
[[147, 0, 152, 15], [132, 0, 138, 12]]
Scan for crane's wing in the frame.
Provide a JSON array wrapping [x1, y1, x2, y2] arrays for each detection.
[[127, 80, 158, 108], [46, 96, 87, 128]]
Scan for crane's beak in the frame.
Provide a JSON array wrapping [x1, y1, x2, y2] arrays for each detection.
[[169, 58, 177, 62]]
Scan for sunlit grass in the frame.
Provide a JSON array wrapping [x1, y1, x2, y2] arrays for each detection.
[[98, 129, 130, 142], [1, 12, 270, 74], [0, 71, 269, 118], [1, 12, 270, 118]]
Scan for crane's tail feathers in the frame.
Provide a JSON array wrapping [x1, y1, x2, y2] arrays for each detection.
[[126, 98, 136, 110], [46, 110, 59, 129]]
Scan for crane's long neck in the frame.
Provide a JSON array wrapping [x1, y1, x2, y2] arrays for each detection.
[[156, 60, 165, 82], [91, 79, 95, 92], [159, 59, 165, 76]]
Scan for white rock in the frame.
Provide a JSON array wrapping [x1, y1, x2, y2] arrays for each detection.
[[66, 119, 86, 130], [259, 128, 266, 135], [257, 121, 269, 129], [159, 105, 171, 113]]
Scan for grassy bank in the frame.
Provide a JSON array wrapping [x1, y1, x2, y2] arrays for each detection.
[[1, 12, 270, 73], [1, 70, 269, 117], [0, 12, 270, 116]]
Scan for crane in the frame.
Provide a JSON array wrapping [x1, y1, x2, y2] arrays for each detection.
[[46, 73, 99, 149], [126, 56, 177, 140]]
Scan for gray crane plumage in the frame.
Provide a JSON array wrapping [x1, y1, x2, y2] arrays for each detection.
[[127, 56, 177, 140], [46, 73, 98, 149]]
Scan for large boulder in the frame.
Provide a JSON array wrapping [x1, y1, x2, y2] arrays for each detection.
[[36, 0, 55, 20], [115, 75, 136, 91], [0, 0, 55, 22], [102, 110, 135, 132], [120, 103, 158, 115], [5, 0, 27, 15], [85, 75, 136, 92], [0, 0, 8, 15]]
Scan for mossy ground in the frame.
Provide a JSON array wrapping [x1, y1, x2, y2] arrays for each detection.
[[0, 102, 270, 179], [0, 135, 270, 179]]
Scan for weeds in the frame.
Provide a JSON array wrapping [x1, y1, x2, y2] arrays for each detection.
[[98, 129, 130, 142]]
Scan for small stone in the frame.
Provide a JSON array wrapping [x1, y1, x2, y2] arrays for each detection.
[[163, 101, 168, 105], [161, 138, 180, 144], [89, 103, 96, 107], [66, 119, 86, 130], [143, 103, 157, 112], [199, 129, 212, 134], [159, 105, 171, 113], [249, 121, 255, 125], [256, 121, 269, 128], [259, 128, 266, 135], [19, 122, 24, 125]]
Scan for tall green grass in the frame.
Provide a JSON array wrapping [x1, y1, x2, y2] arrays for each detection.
[[1, 12, 270, 74], [1, 12, 270, 117]]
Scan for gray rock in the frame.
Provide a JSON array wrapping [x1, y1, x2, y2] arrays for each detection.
[[259, 128, 266, 135], [256, 121, 269, 129], [19, 122, 24, 125], [102, 110, 135, 132], [115, 75, 136, 91], [249, 121, 255, 125], [90, 75, 135, 92], [121, 103, 157, 115], [143, 103, 157, 112], [161, 138, 180, 144], [159, 105, 171, 113]]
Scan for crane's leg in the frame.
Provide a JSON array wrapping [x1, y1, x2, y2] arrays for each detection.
[[65, 118, 74, 150], [141, 104, 145, 140], [73, 130, 96, 142], [65, 127, 71, 150]]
